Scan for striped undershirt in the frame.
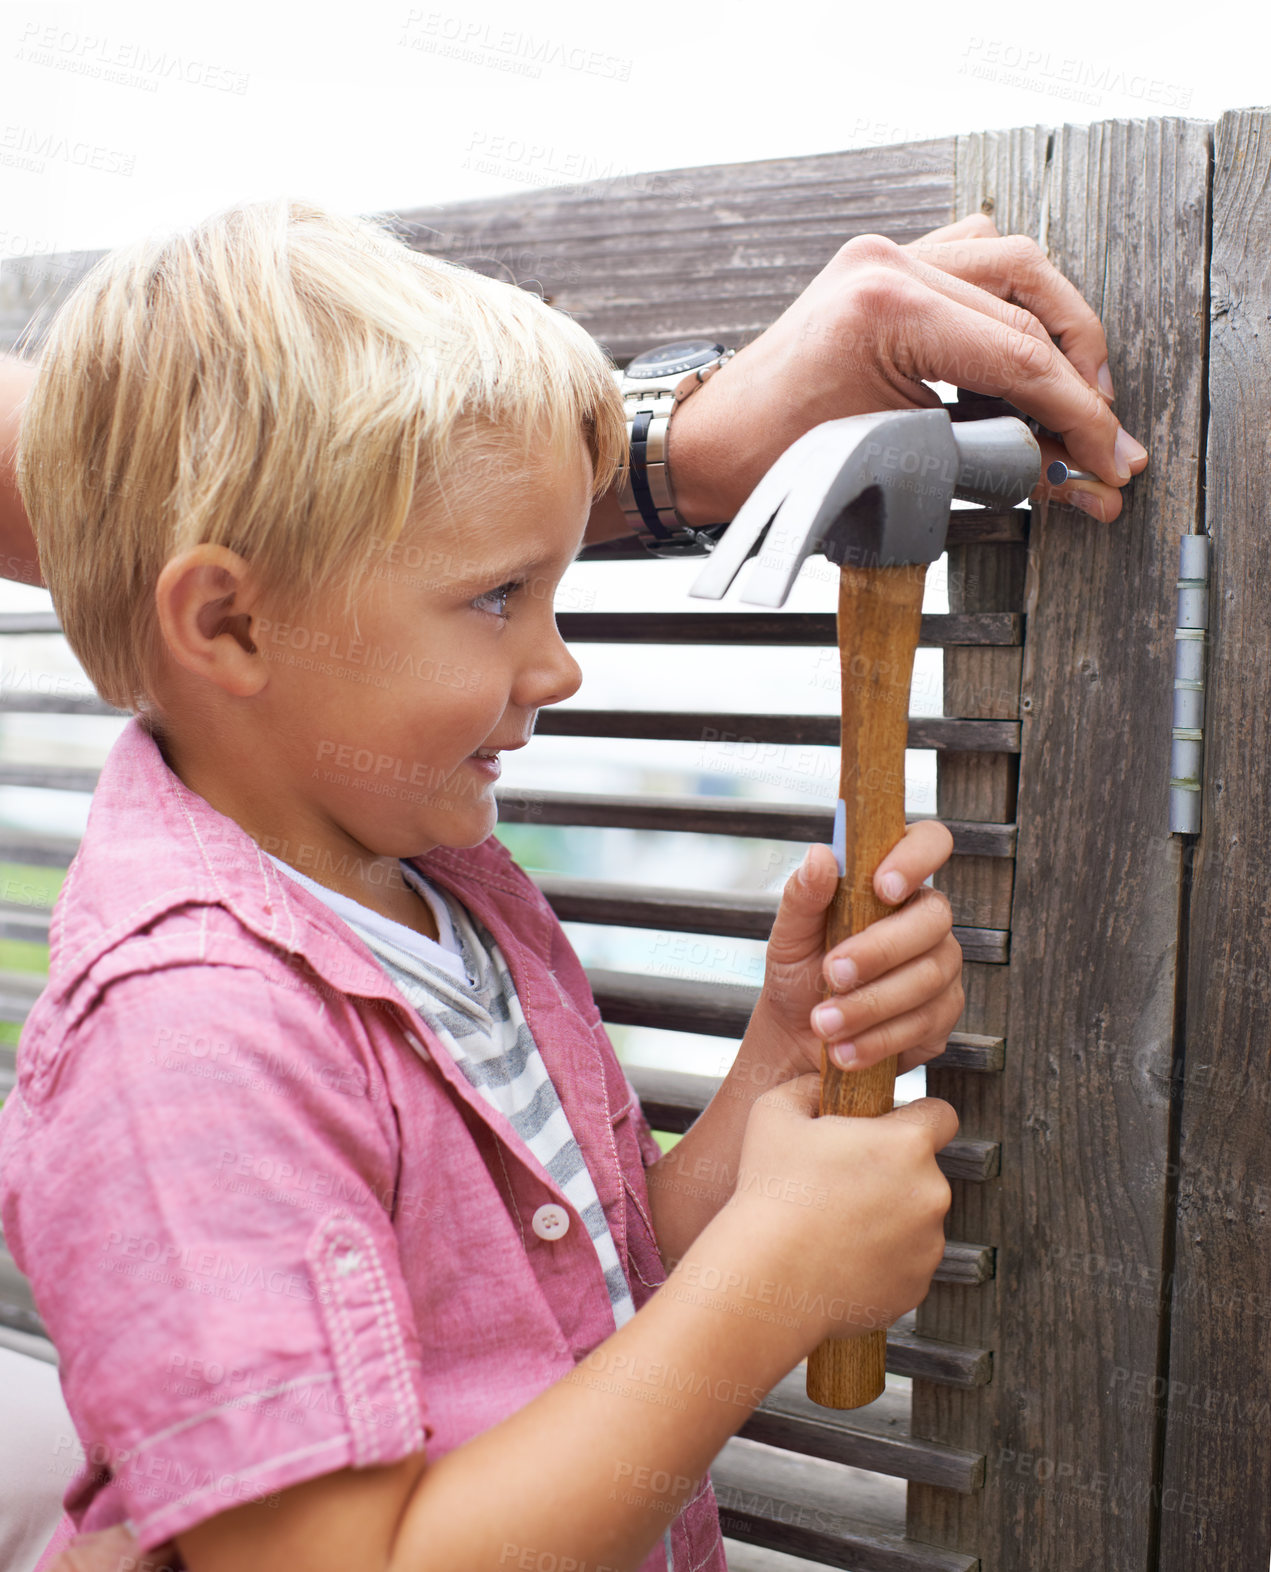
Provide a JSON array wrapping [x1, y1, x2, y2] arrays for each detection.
[[264, 854, 637, 1331]]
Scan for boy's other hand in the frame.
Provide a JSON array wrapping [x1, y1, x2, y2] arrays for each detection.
[[721, 1071, 958, 1343], [745, 820, 963, 1083]]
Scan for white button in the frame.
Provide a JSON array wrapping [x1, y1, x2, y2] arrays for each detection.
[[531, 1203, 570, 1241]]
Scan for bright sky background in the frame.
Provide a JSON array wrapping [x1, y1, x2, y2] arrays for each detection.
[[0, 0, 1262, 264]]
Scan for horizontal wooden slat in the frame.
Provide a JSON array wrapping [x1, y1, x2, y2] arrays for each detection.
[[0, 902, 49, 944], [0, 798, 1018, 864], [624, 1064, 998, 1185], [577, 508, 1028, 561], [500, 789, 1016, 857], [743, 1374, 982, 1491], [538, 711, 1020, 752], [589, 970, 1004, 1070], [0, 697, 1022, 755], [0, 689, 120, 716], [0, 613, 60, 634], [554, 612, 1020, 647], [0, 762, 98, 793], [534, 873, 1007, 962], [712, 1437, 978, 1572], [933, 1240, 996, 1286], [0, 969, 43, 1022], [396, 138, 956, 360], [885, 1315, 993, 1388], [0, 830, 81, 867]]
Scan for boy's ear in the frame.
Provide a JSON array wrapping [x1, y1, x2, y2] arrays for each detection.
[[154, 545, 268, 698]]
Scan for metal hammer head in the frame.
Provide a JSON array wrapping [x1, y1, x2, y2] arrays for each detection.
[[690, 408, 1039, 607]]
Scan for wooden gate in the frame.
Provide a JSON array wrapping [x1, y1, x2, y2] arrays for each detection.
[[0, 106, 1268, 1570]]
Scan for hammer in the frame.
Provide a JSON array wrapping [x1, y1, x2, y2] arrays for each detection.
[[690, 406, 1040, 1409]]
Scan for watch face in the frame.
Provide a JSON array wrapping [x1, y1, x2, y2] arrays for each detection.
[[626, 339, 726, 380]]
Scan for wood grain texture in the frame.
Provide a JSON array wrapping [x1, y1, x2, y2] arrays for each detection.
[[0, 138, 952, 360], [391, 141, 955, 360], [806, 562, 927, 1411], [1157, 107, 1271, 1571], [912, 118, 1210, 1572]]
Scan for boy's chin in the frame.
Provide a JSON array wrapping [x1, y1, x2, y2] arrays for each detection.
[[419, 799, 501, 851]]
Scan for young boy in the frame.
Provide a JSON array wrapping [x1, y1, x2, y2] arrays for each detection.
[[0, 198, 962, 1572]]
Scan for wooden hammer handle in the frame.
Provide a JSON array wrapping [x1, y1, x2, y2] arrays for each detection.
[[804, 559, 928, 1410]]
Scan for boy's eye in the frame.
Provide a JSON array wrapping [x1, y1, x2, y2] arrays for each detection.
[[472, 580, 520, 618]]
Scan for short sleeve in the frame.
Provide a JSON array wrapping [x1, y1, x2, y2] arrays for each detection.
[[4, 960, 429, 1553]]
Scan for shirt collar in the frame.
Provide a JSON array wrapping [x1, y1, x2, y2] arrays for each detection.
[[49, 716, 552, 1007]]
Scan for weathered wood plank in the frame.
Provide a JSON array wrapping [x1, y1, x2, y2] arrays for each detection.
[[535, 872, 1006, 960], [711, 1437, 977, 1572], [577, 507, 1029, 561], [916, 118, 1210, 1572], [0, 140, 954, 358], [537, 711, 1020, 752], [622, 1062, 996, 1184], [392, 140, 956, 360], [500, 789, 1017, 856], [589, 971, 1005, 1064], [1158, 107, 1271, 1572], [742, 1373, 983, 1491], [553, 612, 1021, 648]]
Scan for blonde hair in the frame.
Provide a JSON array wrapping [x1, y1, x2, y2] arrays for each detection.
[[15, 197, 627, 712]]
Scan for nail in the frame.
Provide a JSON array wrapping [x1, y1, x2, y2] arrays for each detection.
[[1097, 361, 1115, 400], [1068, 490, 1105, 521], [813, 1002, 845, 1036], [828, 956, 857, 990], [1113, 428, 1148, 481], [880, 871, 905, 902], [831, 1042, 858, 1069]]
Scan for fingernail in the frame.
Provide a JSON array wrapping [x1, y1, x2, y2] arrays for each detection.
[[1068, 490, 1105, 521], [831, 1042, 858, 1069], [1113, 428, 1148, 481], [795, 847, 813, 884], [880, 871, 905, 902], [813, 1002, 845, 1036], [829, 956, 857, 990], [1097, 361, 1115, 400]]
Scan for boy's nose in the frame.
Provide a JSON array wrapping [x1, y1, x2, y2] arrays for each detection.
[[517, 625, 583, 711]]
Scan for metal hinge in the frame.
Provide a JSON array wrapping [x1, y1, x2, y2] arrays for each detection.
[[1169, 534, 1210, 835]]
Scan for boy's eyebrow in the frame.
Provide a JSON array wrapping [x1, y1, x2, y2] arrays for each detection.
[[449, 545, 584, 587]]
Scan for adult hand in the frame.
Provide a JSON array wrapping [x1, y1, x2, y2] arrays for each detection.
[[669, 214, 1147, 528]]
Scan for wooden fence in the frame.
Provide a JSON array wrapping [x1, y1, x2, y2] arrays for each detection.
[[0, 106, 1268, 1570]]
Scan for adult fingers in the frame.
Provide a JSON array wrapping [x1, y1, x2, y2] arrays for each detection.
[[883, 278, 1142, 487], [904, 213, 1001, 248], [1032, 433, 1127, 524], [901, 232, 1113, 401]]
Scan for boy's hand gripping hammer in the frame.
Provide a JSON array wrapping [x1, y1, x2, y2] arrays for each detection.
[[689, 407, 1039, 1409]]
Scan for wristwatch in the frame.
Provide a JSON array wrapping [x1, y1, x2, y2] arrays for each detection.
[[615, 338, 735, 556]]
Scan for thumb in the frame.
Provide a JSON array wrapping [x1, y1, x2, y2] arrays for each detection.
[[753, 1070, 823, 1119], [766, 844, 839, 972], [883, 1095, 960, 1152]]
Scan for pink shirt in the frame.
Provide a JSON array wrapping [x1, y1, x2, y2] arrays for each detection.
[[0, 717, 727, 1571]]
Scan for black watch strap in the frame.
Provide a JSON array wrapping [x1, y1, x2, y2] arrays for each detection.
[[628, 410, 676, 541]]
